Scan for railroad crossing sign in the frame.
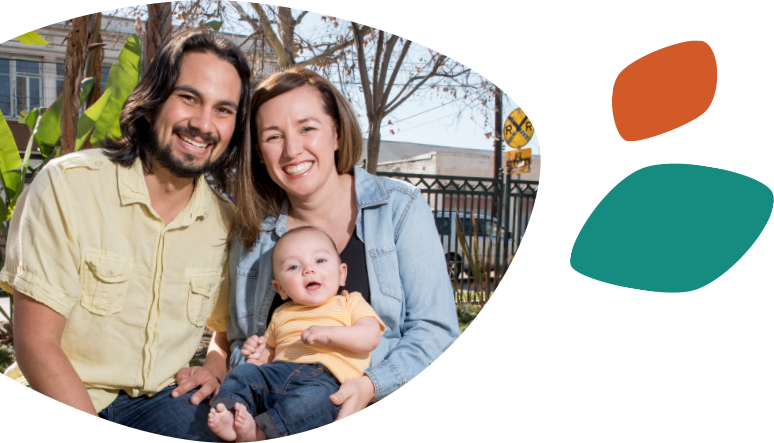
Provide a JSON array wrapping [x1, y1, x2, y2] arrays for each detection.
[[504, 108, 534, 149], [505, 148, 532, 174]]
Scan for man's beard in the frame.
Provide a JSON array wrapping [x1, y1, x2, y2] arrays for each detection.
[[148, 123, 228, 179]]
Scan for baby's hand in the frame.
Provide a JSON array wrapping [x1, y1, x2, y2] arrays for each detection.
[[242, 335, 266, 364], [301, 325, 331, 346]]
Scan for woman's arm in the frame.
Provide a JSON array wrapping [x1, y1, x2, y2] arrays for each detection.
[[366, 190, 460, 400], [226, 237, 249, 369], [334, 188, 460, 418]]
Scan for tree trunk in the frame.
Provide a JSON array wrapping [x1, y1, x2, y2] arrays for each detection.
[[365, 117, 383, 174], [276, 7, 296, 66], [143, 3, 173, 75], [61, 15, 97, 154]]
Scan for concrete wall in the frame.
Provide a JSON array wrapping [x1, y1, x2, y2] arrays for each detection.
[[436, 152, 493, 177]]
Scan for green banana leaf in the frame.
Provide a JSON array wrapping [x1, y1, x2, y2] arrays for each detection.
[[204, 20, 223, 32], [16, 31, 48, 45], [75, 89, 112, 151], [79, 77, 96, 104], [91, 34, 141, 146], [34, 77, 98, 156], [0, 114, 23, 218]]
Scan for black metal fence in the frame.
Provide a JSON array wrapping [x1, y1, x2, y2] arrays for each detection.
[[377, 171, 538, 304]]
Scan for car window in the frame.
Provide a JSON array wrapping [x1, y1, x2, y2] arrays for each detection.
[[461, 217, 475, 236], [435, 216, 450, 235]]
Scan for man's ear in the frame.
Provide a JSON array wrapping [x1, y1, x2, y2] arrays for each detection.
[[272, 280, 289, 300], [339, 262, 347, 287]]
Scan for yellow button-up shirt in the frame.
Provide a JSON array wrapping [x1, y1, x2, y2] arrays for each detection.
[[0, 149, 233, 412]]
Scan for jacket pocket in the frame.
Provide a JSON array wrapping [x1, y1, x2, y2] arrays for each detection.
[[370, 246, 403, 302], [80, 248, 133, 316], [186, 268, 222, 327]]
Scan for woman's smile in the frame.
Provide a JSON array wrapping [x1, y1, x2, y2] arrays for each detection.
[[283, 161, 313, 177]]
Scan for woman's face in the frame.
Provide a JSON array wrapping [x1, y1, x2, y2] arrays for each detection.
[[255, 85, 340, 200]]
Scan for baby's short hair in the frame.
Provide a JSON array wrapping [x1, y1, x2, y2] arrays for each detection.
[[271, 226, 341, 268]]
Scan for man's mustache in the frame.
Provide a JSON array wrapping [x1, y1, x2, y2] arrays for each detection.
[[172, 125, 219, 146]]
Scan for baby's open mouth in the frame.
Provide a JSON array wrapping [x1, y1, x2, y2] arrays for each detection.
[[305, 281, 321, 290]]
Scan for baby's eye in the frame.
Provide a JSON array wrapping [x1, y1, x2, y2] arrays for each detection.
[[316, 258, 327, 264], [287, 264, 299, 271]]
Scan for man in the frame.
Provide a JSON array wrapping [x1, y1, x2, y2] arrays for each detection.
[[1, 29, 251, 441]]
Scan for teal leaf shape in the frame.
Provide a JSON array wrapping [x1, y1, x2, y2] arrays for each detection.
[[571, 164, 772, 292]]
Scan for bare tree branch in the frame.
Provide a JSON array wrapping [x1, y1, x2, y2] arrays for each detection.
[[352, 23, 374, 118], [248, 3, 290, 67]]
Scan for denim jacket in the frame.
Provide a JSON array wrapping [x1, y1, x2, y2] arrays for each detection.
[[227, 167, 460, 401]]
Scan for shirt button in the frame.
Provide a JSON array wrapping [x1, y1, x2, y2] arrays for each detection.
[[95, 160, 103, 167], [106, 271, 113, 277], [149, 324, 155, 331], [189, 213, 193, 218]]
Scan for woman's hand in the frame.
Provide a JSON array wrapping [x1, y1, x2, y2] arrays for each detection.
[[330, 375, 375, 421]]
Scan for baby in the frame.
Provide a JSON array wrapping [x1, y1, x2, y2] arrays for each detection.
[[208, 226, 385, 441]]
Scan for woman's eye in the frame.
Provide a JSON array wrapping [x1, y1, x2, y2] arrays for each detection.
[[265, 134, 280, 142], [301, 126, 315, 133]]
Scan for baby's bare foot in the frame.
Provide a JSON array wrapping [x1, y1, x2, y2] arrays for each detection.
[[234, 403, 266, 442], [208, 403, 237, 441]]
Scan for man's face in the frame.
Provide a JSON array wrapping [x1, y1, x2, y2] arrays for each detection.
[[271, 229, 347, 306], [149, 51, 242, 178]]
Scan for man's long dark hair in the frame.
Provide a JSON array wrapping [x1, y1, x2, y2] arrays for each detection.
[[101, 28, 251, 190]]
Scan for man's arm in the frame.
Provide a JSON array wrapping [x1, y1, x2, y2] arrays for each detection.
[[13, 291, 98, 416], [301, 317, 382, 353], [172, 330, 230, 405]]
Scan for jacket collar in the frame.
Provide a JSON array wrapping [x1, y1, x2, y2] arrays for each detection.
[[261, 167, 388, 235], [117, 157, 212, 227]]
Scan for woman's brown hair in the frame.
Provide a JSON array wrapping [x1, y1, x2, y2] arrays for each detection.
[[232, 67, 363, 249]]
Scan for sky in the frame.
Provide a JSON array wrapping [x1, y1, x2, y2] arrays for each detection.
[[204, 3, 541, 156]]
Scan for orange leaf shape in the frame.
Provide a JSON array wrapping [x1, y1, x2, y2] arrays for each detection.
[[613, 41, 716, 141]]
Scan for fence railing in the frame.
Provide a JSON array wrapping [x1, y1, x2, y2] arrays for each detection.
[[377, 171, 538, 304]]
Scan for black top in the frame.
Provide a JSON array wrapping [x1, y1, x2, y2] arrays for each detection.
[[267, 230, 371, 322], [339, 231, 371, 303]]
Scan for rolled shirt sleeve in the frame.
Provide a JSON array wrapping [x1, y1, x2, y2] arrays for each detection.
[[1, 163, 81, 317]]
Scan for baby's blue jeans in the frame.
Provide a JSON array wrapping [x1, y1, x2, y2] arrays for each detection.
[[213, 360, 341, 438]]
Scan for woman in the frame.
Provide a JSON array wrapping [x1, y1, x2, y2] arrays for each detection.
[[227, 68, 460, 419]]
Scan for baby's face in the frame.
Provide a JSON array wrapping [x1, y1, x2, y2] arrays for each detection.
[[271, 229, 347, 306]]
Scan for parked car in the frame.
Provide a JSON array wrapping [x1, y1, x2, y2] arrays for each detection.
[[433, 211, 514, 279]]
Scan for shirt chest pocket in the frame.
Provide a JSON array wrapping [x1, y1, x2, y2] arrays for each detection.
[[186, 268, 222, 327], [80, 249, 133, 316]]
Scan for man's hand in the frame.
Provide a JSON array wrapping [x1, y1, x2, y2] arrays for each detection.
[[242, 335, 267, 364], [330, 375, 375, 421], [172, 366, 221, 405], [301, 325, 331, 346]]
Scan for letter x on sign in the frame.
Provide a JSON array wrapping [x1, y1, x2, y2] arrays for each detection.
[[506, 113, 532, 147]]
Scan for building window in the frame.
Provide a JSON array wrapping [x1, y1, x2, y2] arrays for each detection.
[[0, 58, 42, 118], [100, 65, 111, 93], [56, 62, 65, 98], [57, 63, 111, 98]]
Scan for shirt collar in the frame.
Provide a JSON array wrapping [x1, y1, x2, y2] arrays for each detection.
[[117, 157, 212, 225]]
